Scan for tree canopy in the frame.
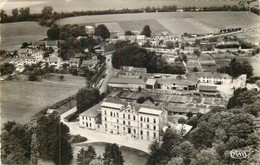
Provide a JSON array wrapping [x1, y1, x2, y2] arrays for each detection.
[[94, 24, 110, 40], [141, 25, 151, 37]]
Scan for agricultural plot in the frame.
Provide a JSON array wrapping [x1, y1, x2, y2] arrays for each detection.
[[0, 74, 86, 125], [119, 19, 171, 35], [95, 22, 125, 34], [0, 22, 49, 50]]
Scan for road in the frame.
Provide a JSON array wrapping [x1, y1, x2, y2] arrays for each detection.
[[99, 53, 114, 94]]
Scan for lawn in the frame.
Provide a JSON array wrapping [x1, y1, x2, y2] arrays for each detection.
[[0, 21, 49, 51], [0, 74, 86, 125]]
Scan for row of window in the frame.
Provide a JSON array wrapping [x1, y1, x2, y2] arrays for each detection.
[[104, 111, 137, 121], [140, 116, 157, 124], [82, 122, 92, 127], [140, 130, 157, 138], [82, 116, 92, 121]]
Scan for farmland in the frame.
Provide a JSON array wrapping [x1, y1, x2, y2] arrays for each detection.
[[0, 21, 49, 51], [1, 0, 240, 14], [57, 12, 260, 35], [0, 74, 86, 125]]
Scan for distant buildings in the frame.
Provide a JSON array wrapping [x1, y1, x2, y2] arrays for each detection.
[[194, 72, 232, 84], [79, 98, 168, 141]]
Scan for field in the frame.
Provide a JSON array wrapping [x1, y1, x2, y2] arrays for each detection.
[[0, 21, 49, 51], [0, 74, 86, 125], [1, 0, 240, 14], [57, 12, 260, 35]]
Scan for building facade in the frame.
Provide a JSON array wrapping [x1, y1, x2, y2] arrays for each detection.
[[79, 98, 168, 141]]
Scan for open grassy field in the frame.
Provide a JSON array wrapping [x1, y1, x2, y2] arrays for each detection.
[[57, 12, 260, 35], [0, 21, 49, 51], [0, 74, 86, 125], [1, 0, 240, 14]]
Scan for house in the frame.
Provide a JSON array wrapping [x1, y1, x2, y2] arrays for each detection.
[[45, 41, 58, 49], [31, 51, 43, 62], [69, 58, 80, 68], [79, 103, 102, 130], [31, 41, 46, 48], [24, 56, 36, 65], [108, 77, 146, 91], [156, 78, 197, 91], [81, 59, 98, 69], [194, 72, 232, 84], [79, 98, 168, 141], [85, 26, 95, 35], [48, 54, 61, 69], [18, 48, 32, 57], [120, 66, 147, 75]]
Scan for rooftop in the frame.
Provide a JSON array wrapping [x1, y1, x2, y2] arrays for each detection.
[[199, 85, 217, 92], [80, 103, 101, 117], [156, 78, 196, 86], [194, 72, 231, 79], [108, 77, 146, 85], [120, 66, 147, 73], [138, 107, 162, 116]]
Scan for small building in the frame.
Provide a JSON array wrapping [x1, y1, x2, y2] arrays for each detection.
[[120, 66, 147, 75], [79, 103, 102, 130], [85, 26, 95, 35], [108, 77, 146, 91], [45, 41, 58, 49], [146, 79, 157, 90], [156, 78, 197, 91], [69, 58, 80, 68], [18, 48, 32, 57], [194, 72, 232, 84]]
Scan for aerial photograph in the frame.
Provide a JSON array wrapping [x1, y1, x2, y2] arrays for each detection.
[[0, 0, 260, 164]]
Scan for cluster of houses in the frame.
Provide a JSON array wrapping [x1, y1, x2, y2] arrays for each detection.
[[9, 41, 99, 73], [107, 65, 241, 93]]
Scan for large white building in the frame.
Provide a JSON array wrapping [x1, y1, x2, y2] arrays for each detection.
[[79, 98, 168, 141], [194, 72, 232, 84]]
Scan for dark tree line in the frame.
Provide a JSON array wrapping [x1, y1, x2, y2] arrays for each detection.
[[1, 112, 73, 164], [112, 43, 186, 74], [218, 58, 253, 78]]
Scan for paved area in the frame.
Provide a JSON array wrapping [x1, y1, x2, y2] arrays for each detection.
[[60, 107, 151, 154]]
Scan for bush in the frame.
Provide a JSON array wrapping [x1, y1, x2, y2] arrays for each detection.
[[71, 134, 88, 143]]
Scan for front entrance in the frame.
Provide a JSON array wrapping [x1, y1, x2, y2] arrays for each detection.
[[128, 128, 131, 134]]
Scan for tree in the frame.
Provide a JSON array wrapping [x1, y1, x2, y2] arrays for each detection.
[[193, 66, 198, 72], [30, 133, 39, 164], [166, 41, 174, 49], [166, 157, 184, 165], [76, 88, 102, 113], [103, 143, 124, 165], [193, 49, 201, 57], [47, 26, 60, 40], [172, 141, 196, 164], [95, 24, 110, 40], [40, 6, 54, 26], [12, 8, 19, 19], [0, 9, 7, 23], [137, 97, 146, 104], [125, 30, 134, 35], [59, 75, 64, 81], [0, 63, 15, 75], [182, 55, 187, 63], [178, 118, 186, 124], [190, 149, 221, 165], [19, 7, 30, 21], [77, 146, 96, 165], [141, 25, 151, 37], [186, 112, 193, 119], [36, 113, 73, 164]]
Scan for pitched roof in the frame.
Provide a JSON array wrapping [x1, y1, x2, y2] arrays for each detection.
[[108, 77, 146, 85], [80, 103, 101, 117], [142, 99, 155, 106], [146, 78, 157, 85], [194, 72, 231, 79], [156, 78, 196, 86], [199, 85, 217, 92]]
